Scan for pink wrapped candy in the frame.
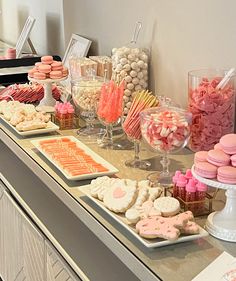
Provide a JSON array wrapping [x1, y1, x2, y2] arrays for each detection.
[[188, 69, 235, 152], [140, 107, 191, 152]]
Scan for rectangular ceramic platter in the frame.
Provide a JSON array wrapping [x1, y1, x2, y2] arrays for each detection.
[[31, 136, 119, 181], [0, 115, 59, 136], [79, 185, 209, 248]]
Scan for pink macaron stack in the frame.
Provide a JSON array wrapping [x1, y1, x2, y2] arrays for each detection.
[[6, 48, 16, 59], [194, 133, 236, 184], [28, 55, 69, 80]]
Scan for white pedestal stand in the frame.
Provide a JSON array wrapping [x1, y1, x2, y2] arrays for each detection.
[[28, 76, 67, 107], [192, 166, 236, 242]]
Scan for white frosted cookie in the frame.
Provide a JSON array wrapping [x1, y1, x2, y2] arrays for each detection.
[[125, 208, 140, 224], [136, 200, 162, 219], [103, 182, 137, 213], [133, 187, 149, 207], [138, 180, 150, 189], [90, 176, 120, 200], [153, 197, 180, 217], [148, 187, 162, 201]]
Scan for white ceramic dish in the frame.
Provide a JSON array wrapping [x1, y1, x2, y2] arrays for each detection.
[[31, 136, 119, 181], [0, 115, 59, 136], [79, 185, 209, 248]]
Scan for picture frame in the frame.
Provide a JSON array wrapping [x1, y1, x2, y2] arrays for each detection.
[[62, 34, 92, 68], [16, 16, 36, 58]]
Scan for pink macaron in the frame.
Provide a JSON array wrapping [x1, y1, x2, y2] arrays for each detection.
[[51, 61, 63, 71], [62, 66, 69, 77], [231, 155, 236, 167], [220, 134, 236, 155], [214, 143, 222, 150], [49, 70, 63, 79], [34, 72, 46, 80], [38, 64, 51, 74], [28, 67, 37, 78], [41, 55, 53, 65], [194, 151, 208, 164], [217, 166, 236, 184], [194, 161, 217, 179], [207, 149, 230, 167]]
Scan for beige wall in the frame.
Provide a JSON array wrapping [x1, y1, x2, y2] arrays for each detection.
[[63, 0, 236, 106], [0, 0, 65, 56]]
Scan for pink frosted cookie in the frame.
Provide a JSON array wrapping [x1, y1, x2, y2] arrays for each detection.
[[181, 221, 200, 234], [220, 134, 236, 155], [38, 64, 51, 74], [194, 161, 217, 179], [207, 149, 230, 167], [136, 211, 194, 240], [50, 70, 63, 79], [103, 182, 137, 213], [33, 72, 46, 80], [217, 166, 236, 184], [41, 55, 53, 64], [194, 151, 208, 164]]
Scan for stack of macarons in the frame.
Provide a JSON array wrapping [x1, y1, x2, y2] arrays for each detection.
[[28, 55, 69, 80], [194, 134, 236, 184]]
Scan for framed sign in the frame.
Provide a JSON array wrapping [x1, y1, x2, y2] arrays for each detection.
[[16, 16, 36, 58], [62, 34, 92, 68]]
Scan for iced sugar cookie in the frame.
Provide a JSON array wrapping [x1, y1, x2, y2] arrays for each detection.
[[90, 176, 120, 200], [148, 187, 162, 201], [125, 208, 140, 224], [103, 182, 137, 213], [154, 197, 180, 217]]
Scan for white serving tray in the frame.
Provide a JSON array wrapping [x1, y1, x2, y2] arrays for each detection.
[[31, 136, 119, 181], [79, 185, 209, 248], [0, 115, 59, 136]]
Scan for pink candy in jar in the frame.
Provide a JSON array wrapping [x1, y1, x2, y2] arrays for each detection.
[[140, 106, 192, 185], [188, 69, 235, 152], [140, 106, 191, 153]]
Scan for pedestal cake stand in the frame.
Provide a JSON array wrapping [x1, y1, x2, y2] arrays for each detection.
[[28, 76, 67, 107], [192, 166, 236, 242]]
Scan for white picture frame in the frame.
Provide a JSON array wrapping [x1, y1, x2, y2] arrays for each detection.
[[16, 16, 36, 58], [62, 34, 92, 68]]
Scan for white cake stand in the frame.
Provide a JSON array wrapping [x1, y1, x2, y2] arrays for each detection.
[[28, 76, 67, 107], [192, 165, 236, 242]]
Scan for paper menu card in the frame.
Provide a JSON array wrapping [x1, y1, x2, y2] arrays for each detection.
[[192, 252, 236, 281]]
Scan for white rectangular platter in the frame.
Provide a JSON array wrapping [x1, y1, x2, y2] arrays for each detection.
[[31, 136, 119, 181], [0, 115, 59, 136], [79, 184, 209, 248]]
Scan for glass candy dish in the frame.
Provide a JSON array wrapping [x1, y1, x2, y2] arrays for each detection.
[[140, 106, 192, 185]]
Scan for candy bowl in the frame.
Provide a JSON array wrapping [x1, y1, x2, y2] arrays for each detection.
[[140, 106, 192, 185], [71, 74, 104, 139]]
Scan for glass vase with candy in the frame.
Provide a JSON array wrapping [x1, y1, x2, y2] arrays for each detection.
[[71, 70, 105, 140], [188, 68, 235, 152], [97, 79, 124, 149], [140, 106, 192, 185], [123, 90, 159, 169]]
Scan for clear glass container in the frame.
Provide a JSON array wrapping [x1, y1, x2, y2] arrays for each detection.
[[71, 74, 104, 137], [111, 22, 149, 115], [140, 106, 192, 185], [188, 69, 235, 151]]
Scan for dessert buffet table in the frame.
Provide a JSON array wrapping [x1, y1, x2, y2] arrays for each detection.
[[0, 121, 235, 281]]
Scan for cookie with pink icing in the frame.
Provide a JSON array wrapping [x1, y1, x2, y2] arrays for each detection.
[[103, 182, 137, 213], [181, 221, 200, 234], [136, 211, 194, 240]]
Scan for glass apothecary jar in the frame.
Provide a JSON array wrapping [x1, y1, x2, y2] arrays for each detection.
[[188, 69, 235, 152], [71, 74, 104, 136]]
